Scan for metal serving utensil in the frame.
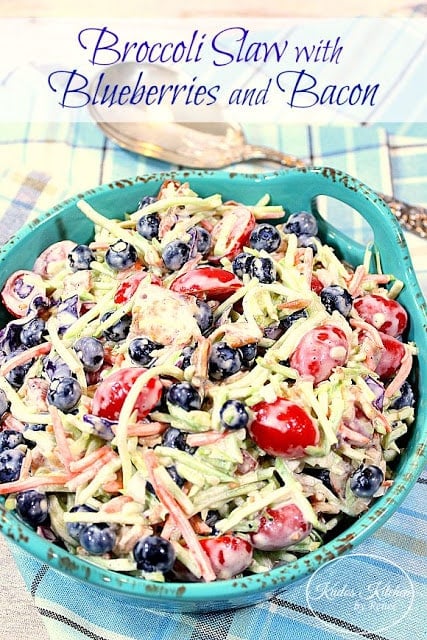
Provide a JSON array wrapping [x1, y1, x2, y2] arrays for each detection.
[[89, 62, 427, 239]]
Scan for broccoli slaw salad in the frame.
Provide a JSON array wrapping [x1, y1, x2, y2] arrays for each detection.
[[0, 178, 417, 584]]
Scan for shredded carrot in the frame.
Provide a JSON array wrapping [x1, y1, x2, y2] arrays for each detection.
[[48, 406, 75, 471], [112, 421, 167, 438], [348, 265, 366, 296], [277, 298, 310, 311], [66, 449, 118, 490], [100, 495, 134, 514], [0, 473, 69, 495], [0, 342, 51, 376], [186, 431, 228, 447], [385, 346, 413, 399], [68, 444, 112, 473], [102, 471, 123, 494], [144, 450, 216, 582]]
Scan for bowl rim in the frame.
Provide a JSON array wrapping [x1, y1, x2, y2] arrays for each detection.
[[0, 166, 426, 605]]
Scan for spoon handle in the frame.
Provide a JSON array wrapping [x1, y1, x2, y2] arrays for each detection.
[[242, 143, 427, 239]]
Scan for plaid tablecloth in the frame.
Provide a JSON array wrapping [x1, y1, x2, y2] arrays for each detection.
[[0, 119, 426, 640]]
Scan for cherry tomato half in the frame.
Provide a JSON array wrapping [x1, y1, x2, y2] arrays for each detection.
[[249, 397, 319, 458], [353, 294, 408, 337], [290, 324, 348, 385], [1, 270, 47, 318], [211, 206, 256, 260], [250, 503, 311, 551], [169, 267, 242, 301], [199, 535, 253, 579], [91, 367, 162, 420], [375, 332, 405, 379]]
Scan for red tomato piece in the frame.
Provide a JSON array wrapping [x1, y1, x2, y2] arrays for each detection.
[[375, 332, 405, 379], [249, 398, 319, 458], [1, 270, 47, 317], [211, 206, 256, 259], [250, 503, 311, 551], [169, 267, 242, 301], [91, 367, 162, 420], [310, 275, 323, 294], [290, 324, 348, 384], [199, 535, 253, 579], [33, 240, 77, 276], [353, 294, 408, 337]]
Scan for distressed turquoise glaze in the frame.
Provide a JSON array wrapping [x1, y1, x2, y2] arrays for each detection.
[[0, 168, 426, 612]]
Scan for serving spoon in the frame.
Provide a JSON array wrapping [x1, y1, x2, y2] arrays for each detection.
[[88, 62, 427, 239]]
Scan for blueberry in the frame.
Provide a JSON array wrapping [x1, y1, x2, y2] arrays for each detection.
[[320, 285, 353, 317], [249, 223, 281, 253], [166, 465, 185, 488], [303, 467, 334, 493], [390, 381, 416, 410], [283, 211, 318, 236], [128, 336, 161, 366], [166, 382, 202, 411], [0, 389, 9, 418], [209, 342, 242, 380], [249, 257, 276, 284], [101, 312, 131, 342], [0, 448, 25, 483], [0, 430, 24, 453], [219, 399, 249, 430], [204, 509, 221, 531], [194, 300, 213, 335], [349, 465, 384, 498], [279, 308, 308, 332], [188, 226, 211, 255], [16, 490, 49, 528], [68, 244, 96, 271], [137, 195, 157, 210], [176, 345, 195, 370], [79, 522, 116, 555], [20, 318, 46, 348], [43, 354, 73, 380], [105, 240, 138, 271], [74, 337, 104, 372], [297, 234, 319, 254], [5, 349, 33, 388], [66, 504, 97, 540], [162, 241, 191, 271], [239, 343, 257, 369], [47, 377, 82, 413], [232, 252, 255, 279], [136, 212, 160, 240], [133, 535, 176, 572], [161, 427, 188, 450]]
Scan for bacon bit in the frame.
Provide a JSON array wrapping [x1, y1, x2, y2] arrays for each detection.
[[190, 514, 212, 535], [161, 515, 179, 540], [208, 322, 262, 349], [0, 473, 70, 495], [385, 346, 413, 399], [23, 378, 49, 413], [48, 406, 75, 472], [69, 444, 112, 473], [302, 247, 314, 287], [159, 212, 179, 238], [236, 449, 258, 474], [277, 298, 310, 311], [66, 449, 118, 491], [1, 415, 26, 432], [0, 342, 52, 376], [189, 336, 211, 389], [144, 450, 216, 582], [186, 431, 227, 447]]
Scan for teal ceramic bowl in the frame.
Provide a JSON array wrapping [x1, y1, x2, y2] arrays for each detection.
[[0, 168, 426, 612]]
